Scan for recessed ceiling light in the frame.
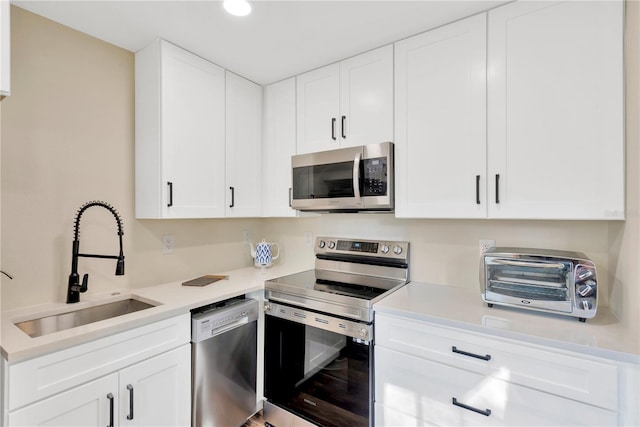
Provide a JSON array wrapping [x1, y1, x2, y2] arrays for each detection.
[[223, 0, 252, 17]]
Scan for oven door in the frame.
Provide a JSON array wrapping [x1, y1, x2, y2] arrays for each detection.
[[264, 301, 373, 427]]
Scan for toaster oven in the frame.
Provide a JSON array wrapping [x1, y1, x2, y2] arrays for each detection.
[[480, 247, 598, 322]]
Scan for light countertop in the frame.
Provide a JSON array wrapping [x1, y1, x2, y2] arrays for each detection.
[[1, 264, 302, 364], [4, 270, 639, 366], [374, 282, 640, 364]]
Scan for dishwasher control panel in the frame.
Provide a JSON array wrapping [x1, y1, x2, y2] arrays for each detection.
[[191, 298, 258, 343]]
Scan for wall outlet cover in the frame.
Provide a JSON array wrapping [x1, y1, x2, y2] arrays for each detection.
[[479, 239, 496, 254]]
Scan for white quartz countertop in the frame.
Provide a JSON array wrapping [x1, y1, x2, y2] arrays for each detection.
[[374, 282, 640, 364], [1, 264, 302, 363]]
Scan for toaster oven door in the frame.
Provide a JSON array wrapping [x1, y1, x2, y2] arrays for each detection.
[[483, 257, 573, 313]]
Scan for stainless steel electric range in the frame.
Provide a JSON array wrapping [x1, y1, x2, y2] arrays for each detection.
[[263, 236, 410, 427]]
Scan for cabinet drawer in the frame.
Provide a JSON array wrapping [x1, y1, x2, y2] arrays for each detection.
[[8, 314, 190, 411], [375, 313, 617, 410], [375, 346, 617, 426]]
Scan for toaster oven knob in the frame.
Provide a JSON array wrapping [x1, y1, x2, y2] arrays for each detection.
[[359, 328, 368, 339], [392, 245, 403, 255], [318, 240, 326, 248], [328, 241, 336, 249], [577, 281, 596, 297], [576, 267, 594, 281], [581, 300, 594, 310], [381, 245, 390, 254]]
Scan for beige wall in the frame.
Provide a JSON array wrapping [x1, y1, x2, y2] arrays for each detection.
[[0, 7, 261, 309], [1, 4, 638, 343], [608, 0, 640, 330]]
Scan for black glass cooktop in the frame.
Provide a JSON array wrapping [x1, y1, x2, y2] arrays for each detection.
[[266, 270, 389, 301]]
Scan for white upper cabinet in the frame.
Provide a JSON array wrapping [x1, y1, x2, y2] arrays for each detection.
[[395, 13, 487, 218], [487, 0, 624, 220], [263, 78, 297, 217], [225, 71, 263, 217], [396, 0, 624, 220], [296, 45, 393, 154], [135, 39, 226, 219], [1, 0, 10, 98]]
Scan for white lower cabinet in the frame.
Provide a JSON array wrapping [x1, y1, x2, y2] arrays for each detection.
[[374, 313, 632, 426], [118, 345, 190, 426], [8, 374, 119, 426], [4, 315, 191, 427]]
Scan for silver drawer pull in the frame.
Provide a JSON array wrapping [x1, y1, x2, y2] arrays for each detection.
[[452, 397, 492, 417], [493, 259, 565, 269], [452, 346, 491, 361]]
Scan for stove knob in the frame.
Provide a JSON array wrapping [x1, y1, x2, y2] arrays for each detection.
[[328, 241, 336, 249], [380, 245, 390, 254], [359, 328, 368, 339], [264, 303, 271, 312], [318, 240, 326, 248], [393, 245, 403, 255]]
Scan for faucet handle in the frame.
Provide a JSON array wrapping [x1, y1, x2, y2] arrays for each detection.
[[80, 273, 89, 293]]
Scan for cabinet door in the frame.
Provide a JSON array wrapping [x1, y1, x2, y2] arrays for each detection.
[[225, 71, 263, 217], [162, 41, 227, 218], [395, 14, 487, 218], [487, 1, 624, 219], [8, 374, 118, 426], [119, 345, 191, 427], [263, 78, 297, 217], [296, 63, 340, 154], [136, 40, 226, 219], [339, 45, 393, 148]]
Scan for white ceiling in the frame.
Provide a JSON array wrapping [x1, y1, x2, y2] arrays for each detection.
[[12, 0, 508, 85]]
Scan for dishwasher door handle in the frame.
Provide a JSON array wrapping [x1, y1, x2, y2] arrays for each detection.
[[209, 317, 250, 338]]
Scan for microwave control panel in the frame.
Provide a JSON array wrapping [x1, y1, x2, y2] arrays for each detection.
[[363, 157, 387, 196]]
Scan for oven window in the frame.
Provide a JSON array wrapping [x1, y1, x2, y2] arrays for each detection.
[[264, 315, 371, 427], [292, 161, 359, 200]]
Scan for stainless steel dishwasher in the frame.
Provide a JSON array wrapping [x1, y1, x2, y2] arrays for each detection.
[[191, 298, 258, 427]]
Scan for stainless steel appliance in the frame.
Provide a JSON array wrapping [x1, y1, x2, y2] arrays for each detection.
[[480, 247, 598, 322], [264, 237, 409, 427], [291, 142, 394, 212], [191, 298, 258, 427]]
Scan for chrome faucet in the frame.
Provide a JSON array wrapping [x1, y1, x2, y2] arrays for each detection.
[[66, 201, 125, 303]]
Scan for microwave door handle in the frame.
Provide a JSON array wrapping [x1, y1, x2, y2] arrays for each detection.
[[353, 152, 362, 205], [493, 259, 565, 269]]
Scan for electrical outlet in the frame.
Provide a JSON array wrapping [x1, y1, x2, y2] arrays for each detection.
[[243, 230, 251, 243], [162, 235, 175, 255], [304, 231, 313, 246], [479, 239, 495, 255]]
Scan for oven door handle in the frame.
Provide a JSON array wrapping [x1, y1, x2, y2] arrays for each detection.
[[265, 300, 372, 341], [267, 293, 364, 320], [492, 259, 566, 269], [353, 151, 362, 206]]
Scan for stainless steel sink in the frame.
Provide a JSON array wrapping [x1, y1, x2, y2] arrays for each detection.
[[14, 298, 157, 338]]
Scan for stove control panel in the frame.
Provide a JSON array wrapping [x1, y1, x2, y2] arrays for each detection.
[[316, 237, 409, 261]]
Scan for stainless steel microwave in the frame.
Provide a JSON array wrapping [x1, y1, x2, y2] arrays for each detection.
[[291, 142, 394, 212], [480, 247, 598, 322]]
